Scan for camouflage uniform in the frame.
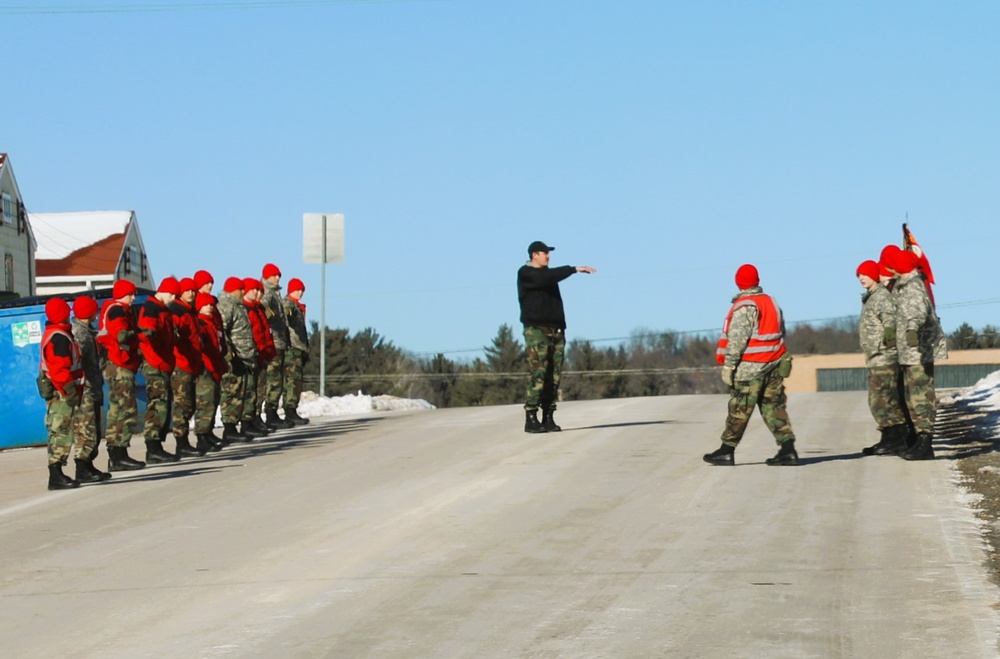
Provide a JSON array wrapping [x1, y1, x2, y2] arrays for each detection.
[[859, 284, 906, 429], [104, 364, 138, 447], [523, 326, 565, 412], [261, 279, 288, 412], [283, 295, 309, 409], [719, 287, 795, 447], [169, 299, 202, 443], [46, 390, 79, 465], [71, 316, 103, 460], [892, 271, 948, 435], [217, 291, 257, 425]]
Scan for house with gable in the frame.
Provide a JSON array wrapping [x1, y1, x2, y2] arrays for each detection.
[[29, 210, 154, 296], [0, 153, 38, 301]]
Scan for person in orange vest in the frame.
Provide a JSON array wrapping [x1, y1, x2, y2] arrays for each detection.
[[704, 264, 798, 466], [244, 277, 276, 435], [97, 280, 145, 471], [39, 298, 85, 490], [169, 278, 205, 457]]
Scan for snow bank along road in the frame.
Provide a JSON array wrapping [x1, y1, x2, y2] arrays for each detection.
[[0, 393, 997, 658]]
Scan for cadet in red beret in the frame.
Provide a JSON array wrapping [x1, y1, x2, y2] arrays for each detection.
[[137, 278, 180, 464], [260, 264, 294, 429], [217, 277, 257, 442], [282, 278, 310, 425], [40, 297, 84, 489], [98, 280, 145, 472], [70, 295, 111, 483]]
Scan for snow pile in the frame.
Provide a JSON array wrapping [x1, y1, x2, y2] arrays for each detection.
[[297, 390, 435, 419], [941, 371, 1000, 409]]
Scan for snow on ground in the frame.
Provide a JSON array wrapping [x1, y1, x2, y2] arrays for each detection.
[[297, 390, 435, 418], [942, 371, 1000, 412]]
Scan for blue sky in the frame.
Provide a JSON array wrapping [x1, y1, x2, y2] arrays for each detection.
[[3, 0, 999, 358]]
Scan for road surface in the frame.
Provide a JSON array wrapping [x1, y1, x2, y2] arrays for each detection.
[[0, 393, 996, 658]]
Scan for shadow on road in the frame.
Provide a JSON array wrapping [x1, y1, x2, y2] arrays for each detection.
[[566, 420, 675, 431]]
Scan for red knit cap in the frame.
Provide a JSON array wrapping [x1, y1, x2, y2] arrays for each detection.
[[223, 277, 244, 293], [262, 263, 281, 279], [157, 277, 181, 296], [45, 298, 71, 324], [112, 279, 137, 299], [735, 264, 759, 290], [193, 270, 214, 289], [287, 278, 305, 294], [195, 292, 215, 312], [892, 249, 918, 274], [878, 262, 893, 278], [73, 295, 98, 320], [856, 260, 880, 282], [243, 277, 263, 292], [878, 244, 902, 271], [178, 277, 197, 294]]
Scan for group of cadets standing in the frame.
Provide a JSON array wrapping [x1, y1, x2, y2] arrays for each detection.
[[38, 264, 311, 491], [857, 244, 947, 461]]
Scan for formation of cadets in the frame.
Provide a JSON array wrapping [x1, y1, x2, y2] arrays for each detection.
[[37, 264, 311, 490]]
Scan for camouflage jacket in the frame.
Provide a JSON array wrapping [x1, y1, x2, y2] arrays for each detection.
[[891, 271, 948, 366], [216, 290, 257, 367], [283, 297, 309, 352], [261, 279, 289, 351], [723, 286, 783, 382], [71, 317, 104, 399], [859, 284, 897, 368]]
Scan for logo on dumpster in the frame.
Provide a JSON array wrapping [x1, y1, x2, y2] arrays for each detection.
[[12, 320, 42, 348]]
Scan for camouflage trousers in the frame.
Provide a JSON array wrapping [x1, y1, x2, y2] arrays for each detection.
[[220, 365, 250, 425], [171, 369, 197, 440], [194, 372, 220, 434], [104, 363, 138, 448], [867, 365, 906, 429], [141, 363, 172, 442], [46, 390, 79, 466], [263, 350, 285, 411], [901, 363, 936, 435], [70, 385, 102, 461], [245, 364, 262, 420], [721, 368, 795, 447], [283, 349, 305, 408], [523, 326, 565, 412]]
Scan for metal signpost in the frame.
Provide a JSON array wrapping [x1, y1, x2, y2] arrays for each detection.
[[303, 213, 344, 397]]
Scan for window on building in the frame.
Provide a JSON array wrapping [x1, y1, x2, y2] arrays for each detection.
[[4, 254, 13, 291], [122, 247, 132, 275], [1, 193, 11, 225]]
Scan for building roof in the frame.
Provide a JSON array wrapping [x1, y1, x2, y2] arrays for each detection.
[[30, 210, 139, 279]]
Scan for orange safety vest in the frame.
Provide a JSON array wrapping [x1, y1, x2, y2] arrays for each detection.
[[715, 294, 787, 365], [40, 326, 85, 382]]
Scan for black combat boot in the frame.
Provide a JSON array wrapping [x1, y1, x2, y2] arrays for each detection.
[[873, 424, 908, 456], [703, 444, 736, 466], [902, 433, 935, 461], [541, 408, 562, 432], [223, 422, 251, 443], [107, 446, 146, 471], [74, 458, 104, 484], [48, 463, 80, 490], [766, 440, 799, 466], [252, 416, 273, 435], [265, 407, 294, 430], [284, 407, 310, 426], [524, 410, 546, 434], [239, 419, 266, 439], [196, 433, 223, 453], [175, 434, 205, 458], [145, 440, 178, 465], [862, 428, 888, 456]]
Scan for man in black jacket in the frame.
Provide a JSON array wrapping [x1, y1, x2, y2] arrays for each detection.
[[517, 240, 596, 433]]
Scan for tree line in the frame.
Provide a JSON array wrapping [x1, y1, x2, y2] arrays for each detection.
[[301, 318, 998, 408]]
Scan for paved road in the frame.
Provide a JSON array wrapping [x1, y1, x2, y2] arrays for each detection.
[[0, 393, 996, 658]]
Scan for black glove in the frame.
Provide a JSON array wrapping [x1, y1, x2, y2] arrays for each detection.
[[230, 358, 245, 376]]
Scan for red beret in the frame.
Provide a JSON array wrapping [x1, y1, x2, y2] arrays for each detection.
[[112, 279, 137, 299], [243, 277, 263, 292], [193, 270, 214, 289], [195, 293, 215, 312], [45, 298, 71, 324], [157, 277, 181, 296], [262, 263, 281, 279], [287, 278, 305, 294], [223, 277, 244, 293], [73, 295, 98, 320], [856, 260, 880, 282], [878, 245, 902, 271], [735, 264, 760, 290], [179, 277, 197, 293]]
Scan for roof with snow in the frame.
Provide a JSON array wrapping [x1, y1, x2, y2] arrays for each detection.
[[30, 211, 134, 262]]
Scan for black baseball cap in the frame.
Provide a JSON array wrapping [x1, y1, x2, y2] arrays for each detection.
[[528, 240, 554, 255]]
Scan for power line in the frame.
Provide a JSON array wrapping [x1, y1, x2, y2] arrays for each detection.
[[0, 0, 434, 15]]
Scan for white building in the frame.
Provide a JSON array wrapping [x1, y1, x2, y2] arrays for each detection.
[[0, 153, 37, 300], [30, 210, 153, 296]]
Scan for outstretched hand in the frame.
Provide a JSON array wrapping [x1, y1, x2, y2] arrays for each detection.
[[576, 266, 597, 274]]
